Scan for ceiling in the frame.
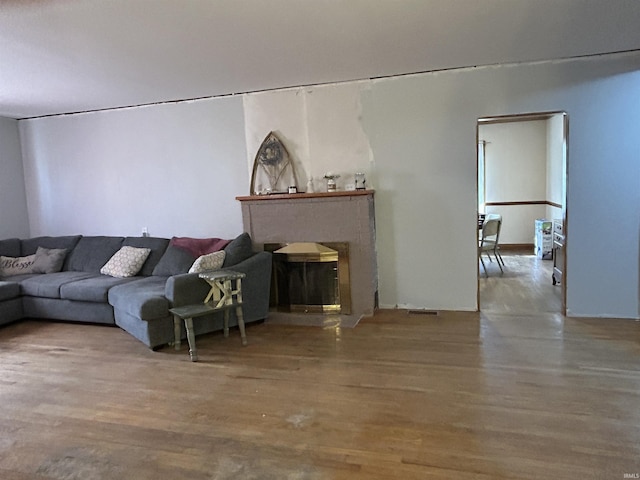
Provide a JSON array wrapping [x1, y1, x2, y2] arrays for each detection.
[[2, 0, 640, 119]]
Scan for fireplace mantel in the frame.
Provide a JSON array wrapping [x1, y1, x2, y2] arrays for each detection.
[[236, 189, 374, 202], [237, 190, 377, 319]]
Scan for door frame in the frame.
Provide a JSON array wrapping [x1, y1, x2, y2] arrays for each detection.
[[476, 111, 568, 315]]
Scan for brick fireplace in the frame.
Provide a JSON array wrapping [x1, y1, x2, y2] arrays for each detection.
[[236, 190, 377, 323]]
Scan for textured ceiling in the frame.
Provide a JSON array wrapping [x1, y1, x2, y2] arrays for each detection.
[[1, 0, 640, 119]]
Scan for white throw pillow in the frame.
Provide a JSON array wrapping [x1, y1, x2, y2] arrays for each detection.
[[189, 250, 226, 274], [100, 246, 151, 278], [0, 254, 36, 276]]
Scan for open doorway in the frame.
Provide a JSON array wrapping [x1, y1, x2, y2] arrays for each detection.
[[477, 112, 568, 315]]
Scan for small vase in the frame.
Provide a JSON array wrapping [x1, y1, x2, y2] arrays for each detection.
[[326, 178, 336, 192]]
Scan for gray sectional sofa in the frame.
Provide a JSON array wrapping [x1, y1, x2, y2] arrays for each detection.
[[0, 233, 271, 349]]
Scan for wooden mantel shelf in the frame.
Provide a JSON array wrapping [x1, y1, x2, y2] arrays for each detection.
[[236, 189, 374, 202]]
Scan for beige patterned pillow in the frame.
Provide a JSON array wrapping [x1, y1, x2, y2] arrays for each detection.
[[189, 250, 226, 274], [0, 254, 36, 276], [100, 246, 151, 278]]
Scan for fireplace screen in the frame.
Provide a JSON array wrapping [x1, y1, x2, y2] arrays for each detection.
[[267, 242, 350, 314]]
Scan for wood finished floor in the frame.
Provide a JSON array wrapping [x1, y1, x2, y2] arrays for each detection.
[[1, 254, 639, 479]]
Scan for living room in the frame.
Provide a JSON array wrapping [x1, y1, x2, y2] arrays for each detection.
[[1, 2, 640, 478]]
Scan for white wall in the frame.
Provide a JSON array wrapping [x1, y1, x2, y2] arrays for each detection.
[[243, 82, 374, 193], [17, 52, 640, 318], [546, 113, 565, 221], [480, 120, 548, 244], [19, 97, 248, 239], [0, 116, 29, 238]]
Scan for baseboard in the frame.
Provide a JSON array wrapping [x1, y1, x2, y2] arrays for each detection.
[[500, 243, 534, 251]]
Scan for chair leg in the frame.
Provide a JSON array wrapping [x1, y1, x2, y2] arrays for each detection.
[[479, 255, 488, 276], [493, 247, 504, 273]]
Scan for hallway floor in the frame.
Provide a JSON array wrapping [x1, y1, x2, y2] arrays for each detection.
[[480, 249, 563, 315]]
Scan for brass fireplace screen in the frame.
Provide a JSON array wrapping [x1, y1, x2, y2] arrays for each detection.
[[265, 242, 351, 314]]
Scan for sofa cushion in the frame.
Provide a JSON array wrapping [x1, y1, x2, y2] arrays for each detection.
[[60, 275, 139, 303], [100, 246, 151, 278], [0, 281, 20, 301], [123, 237, 169, 276], [66, 236, 124, 273], [1, 273, 39, 283], [151, 245, 196, 276], [31, 247, 68, 274], [0, 254, 36, 276], [19, 271, 95, 299], [20, 236, 81, 257], [223, 232, 254, 267], [0, 238, 20, 257], [108, 276, 170, 320]]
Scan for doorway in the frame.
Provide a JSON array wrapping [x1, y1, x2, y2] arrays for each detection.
[[477, 112, 568, 315]]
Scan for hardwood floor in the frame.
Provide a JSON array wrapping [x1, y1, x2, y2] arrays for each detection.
[[1, 259, 639, 479], [480, 249, 563, 315]]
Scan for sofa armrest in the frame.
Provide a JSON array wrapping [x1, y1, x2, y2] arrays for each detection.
[[164, 272, 209, 307], [222, 251, 272, 321], [165, 251, 272, 321]]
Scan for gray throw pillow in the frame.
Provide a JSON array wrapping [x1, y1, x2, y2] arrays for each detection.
[[31, 247, 68, 274], [223, 233, 254, 267]]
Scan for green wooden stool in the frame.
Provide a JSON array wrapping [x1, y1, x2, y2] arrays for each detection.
[[169, 270, 247, 361]]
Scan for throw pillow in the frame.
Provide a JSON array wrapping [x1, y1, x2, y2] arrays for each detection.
[[31, 247, 68, 274], [0, 254, 36, 276], [223, 232, 254, 267], [123, 237, 169, 276], [100, 246, 151, 278], [188, 251, 226, 274]]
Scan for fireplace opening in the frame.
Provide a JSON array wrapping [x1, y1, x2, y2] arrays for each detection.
[[266, 242, 351, 314]]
